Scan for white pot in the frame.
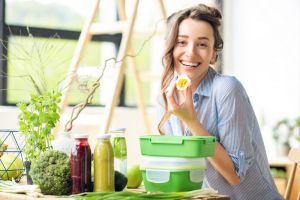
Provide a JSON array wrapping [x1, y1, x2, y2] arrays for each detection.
[[52, 132, 74, 156]]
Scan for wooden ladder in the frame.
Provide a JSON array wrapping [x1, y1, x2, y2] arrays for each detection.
[[57, 0, 167, 136]]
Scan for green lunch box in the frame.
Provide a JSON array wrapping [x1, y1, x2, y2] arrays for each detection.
[[140, 156, 206, 192], [139, 135, 216, 157], [142, 169, 205, 192]]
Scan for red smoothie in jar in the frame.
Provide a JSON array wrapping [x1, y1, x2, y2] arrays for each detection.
[[71, 133, 92, 194]]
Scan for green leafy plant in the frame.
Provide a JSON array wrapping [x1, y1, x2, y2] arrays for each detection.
[[272, 117, 300, 149], [270, 168, 287, 179], [17, 90, 61, 164], [1, 30, 65, 164]]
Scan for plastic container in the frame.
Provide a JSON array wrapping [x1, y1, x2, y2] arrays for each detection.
[[140, 156, 206, 170], [140, 135, 216, 157], [140, 156, 206, 192]]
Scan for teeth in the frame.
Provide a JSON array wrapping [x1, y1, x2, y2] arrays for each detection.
[[181, 61, 199, 67]]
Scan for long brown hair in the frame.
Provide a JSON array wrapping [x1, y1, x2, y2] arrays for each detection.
[[158, 4, 223, 135]]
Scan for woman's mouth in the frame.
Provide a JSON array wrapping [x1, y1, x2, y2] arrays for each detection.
[[180, 60, 200, 68]]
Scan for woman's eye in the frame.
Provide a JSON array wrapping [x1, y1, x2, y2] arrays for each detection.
[[176, 40, 186, 46], [198, 43, 208, 48]]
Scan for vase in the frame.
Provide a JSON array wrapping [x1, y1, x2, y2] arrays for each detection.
[[24, 161, 33, 185], [52, 132, 74, 156], [277, 143, 290, 157]]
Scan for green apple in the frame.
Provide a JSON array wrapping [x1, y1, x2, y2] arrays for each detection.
[[127, 164, 143, 188], [0, 154, 23, 180]]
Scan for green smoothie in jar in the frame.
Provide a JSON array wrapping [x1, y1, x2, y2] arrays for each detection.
[[93, 134, 114, 192], [110, 128, 127, 177]]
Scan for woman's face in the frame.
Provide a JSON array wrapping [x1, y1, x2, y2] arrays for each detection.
[[173, 18, 216, 86]]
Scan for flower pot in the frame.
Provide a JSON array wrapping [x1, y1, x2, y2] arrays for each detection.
[[24, 161, 33, 185], [276, 143, 290, 157]]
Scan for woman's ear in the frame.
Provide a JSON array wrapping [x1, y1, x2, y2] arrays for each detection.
[[210, 51, 218, 64]]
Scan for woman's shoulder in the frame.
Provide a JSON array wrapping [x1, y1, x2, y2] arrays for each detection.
[[212, 73, 246, 97]]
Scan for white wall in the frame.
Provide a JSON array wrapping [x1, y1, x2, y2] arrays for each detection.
[[223, 0, 300, 158]]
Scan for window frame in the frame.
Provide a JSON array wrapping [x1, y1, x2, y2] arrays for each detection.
[[0, 0, 126, 106]]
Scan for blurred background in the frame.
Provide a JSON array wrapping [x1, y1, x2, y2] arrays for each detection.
[[0, 0, 299, 195]]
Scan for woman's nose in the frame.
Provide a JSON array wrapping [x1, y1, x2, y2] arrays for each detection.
[[185, 43, 197, 56]]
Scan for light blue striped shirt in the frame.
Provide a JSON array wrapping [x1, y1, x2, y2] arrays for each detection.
[[158, 67, 283, 200]]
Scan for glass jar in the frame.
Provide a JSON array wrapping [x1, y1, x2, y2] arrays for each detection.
[[71, 133, 92, 194], [110, 128, 127, 177], [93, 133, 114, 192], [52, 131, 74, 155]]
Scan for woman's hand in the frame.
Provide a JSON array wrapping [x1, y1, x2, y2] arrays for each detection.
[[165, 81, 197, 124], [165, 80, 241, 186]]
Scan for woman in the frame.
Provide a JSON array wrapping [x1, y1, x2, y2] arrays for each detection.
[[157, 4, 283, 200]]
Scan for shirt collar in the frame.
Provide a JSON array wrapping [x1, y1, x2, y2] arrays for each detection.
[[194, 67, 217, 97]]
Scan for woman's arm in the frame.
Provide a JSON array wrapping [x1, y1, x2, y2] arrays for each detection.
[[184, 117, 241, 185], [166, 81, 240, 185]]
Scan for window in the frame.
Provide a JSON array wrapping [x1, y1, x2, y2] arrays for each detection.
[[1, 0, 121, 105], [1, 0, 221, 106]]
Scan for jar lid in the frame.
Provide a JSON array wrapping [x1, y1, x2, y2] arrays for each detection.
[[73, 133, 89, 139], [59, 131, 70, 135], [109, 128, 126, 133], [96, 133, 111, 139]]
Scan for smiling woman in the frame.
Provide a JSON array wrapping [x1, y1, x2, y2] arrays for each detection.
[[157, 4, 284, 200], [173, 18, 217, 91]]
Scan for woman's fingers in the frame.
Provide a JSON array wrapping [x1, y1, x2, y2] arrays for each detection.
[[165, 81, 196, 122], [186, 83, 193, 104], [165, 81, 178, 111]]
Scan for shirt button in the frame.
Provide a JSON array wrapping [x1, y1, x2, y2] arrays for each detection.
[[193, 94, 199, 103]]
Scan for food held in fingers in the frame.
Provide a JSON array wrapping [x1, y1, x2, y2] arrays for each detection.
[[176, 74, 191, 90]]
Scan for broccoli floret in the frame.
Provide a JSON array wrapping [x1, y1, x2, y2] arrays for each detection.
[[30, 149, 71, 195]]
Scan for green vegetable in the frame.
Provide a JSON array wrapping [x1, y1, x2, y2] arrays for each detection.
[[71, 188, 218, 200], [17, 90, 61, 164], [0, 180, 40, 194], [115, 171, 128, 191], [30, 150, 71, 195]]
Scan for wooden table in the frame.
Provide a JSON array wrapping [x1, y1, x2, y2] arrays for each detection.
[[0, 178, 230, 199]]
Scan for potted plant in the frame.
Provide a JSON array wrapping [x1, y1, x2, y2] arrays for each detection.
[[17, 90, 61, 184], [272, 117, 300, 156], [0, 31, 69, 183]]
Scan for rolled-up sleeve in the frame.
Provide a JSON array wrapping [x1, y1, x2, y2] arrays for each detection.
[[216, 77, 254, 182], [228, 151, 252, 180]]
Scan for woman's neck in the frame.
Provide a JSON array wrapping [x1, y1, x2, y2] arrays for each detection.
[[190, 69, 209, 92]]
